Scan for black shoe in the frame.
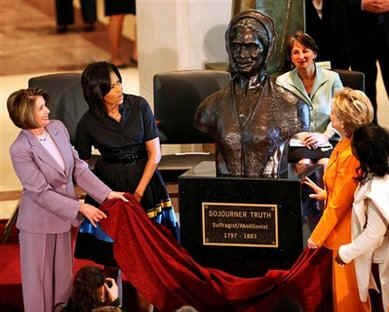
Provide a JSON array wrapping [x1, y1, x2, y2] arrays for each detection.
[[56, 25, 68, 34]]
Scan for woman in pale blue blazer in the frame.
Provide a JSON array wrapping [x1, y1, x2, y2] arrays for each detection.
[[277, 31, 343, 166], [7, 88, 127, 312], [276, 31, 343, 230]]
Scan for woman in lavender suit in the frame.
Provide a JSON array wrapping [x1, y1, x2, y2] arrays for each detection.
[[7, 88, 126, 312]]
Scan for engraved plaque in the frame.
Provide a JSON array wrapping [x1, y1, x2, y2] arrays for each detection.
[[202, 202, 278, 247]]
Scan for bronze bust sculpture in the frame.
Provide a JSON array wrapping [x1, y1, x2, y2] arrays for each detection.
[[194, 10, 310, 177]]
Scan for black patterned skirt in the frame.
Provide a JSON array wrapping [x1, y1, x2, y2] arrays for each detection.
[[74, 158, 179, 266]]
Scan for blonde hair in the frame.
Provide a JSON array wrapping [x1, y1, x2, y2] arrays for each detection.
[[7, 88, 48, 130], [332, 88, 374, 137]]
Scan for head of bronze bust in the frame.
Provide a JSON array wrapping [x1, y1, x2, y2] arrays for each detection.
[[226, 10, 275, 85]]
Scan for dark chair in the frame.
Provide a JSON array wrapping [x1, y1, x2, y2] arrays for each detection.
[[154, 70, 230, 144], [28, 73, 87, 145], [333, 69, 365, 92], [153, 70, 230, 180]]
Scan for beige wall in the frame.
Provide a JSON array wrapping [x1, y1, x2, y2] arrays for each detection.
[[136, 0, 231, 107], [377, 65, 389, 126], [0, 75, 29, 192]]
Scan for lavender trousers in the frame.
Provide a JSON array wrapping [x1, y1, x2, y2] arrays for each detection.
[[19, 230, 73, 312]]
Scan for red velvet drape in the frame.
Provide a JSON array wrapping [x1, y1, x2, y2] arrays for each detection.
[[100, 194, 332, 312]]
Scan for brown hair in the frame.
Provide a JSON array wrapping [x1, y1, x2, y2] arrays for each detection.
[[61, 266, 106, 312], [286, 31, 319, 65], [7, 88, 49, 129], [332, 88, 374, 137]]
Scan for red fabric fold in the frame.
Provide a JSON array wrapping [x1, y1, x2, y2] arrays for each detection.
[[100, 194, 332, 312]]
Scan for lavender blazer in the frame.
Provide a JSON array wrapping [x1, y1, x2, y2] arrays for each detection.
[[10, 120, 112, 234]]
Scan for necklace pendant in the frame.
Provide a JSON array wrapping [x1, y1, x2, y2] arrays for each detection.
[[37, 132, 48, 142]]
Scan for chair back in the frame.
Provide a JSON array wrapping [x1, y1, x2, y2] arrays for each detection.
[[333, 69, 365, 92], [153, 70, 230, 144]]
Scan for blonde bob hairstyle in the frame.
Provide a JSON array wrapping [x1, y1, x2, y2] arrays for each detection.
[[7, 88, 49, 130], [332, 87, 374, 137]]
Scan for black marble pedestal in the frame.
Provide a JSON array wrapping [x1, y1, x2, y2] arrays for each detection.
[[178, 161, 302, 277]]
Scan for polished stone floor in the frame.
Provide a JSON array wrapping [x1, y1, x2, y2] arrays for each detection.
[[0, 0, 134, 76]]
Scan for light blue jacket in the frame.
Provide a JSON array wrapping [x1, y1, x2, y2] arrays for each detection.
[[276, 64, 343, 134]]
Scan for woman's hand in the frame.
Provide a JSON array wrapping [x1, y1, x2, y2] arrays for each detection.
[[295, 158, 313, 176], [303, 176, 326, 201], [104, 277, 119, 303], [363, 0, 389, 13], [303, 132, 329, 149], [79, 203, 107, 227], [133, 137, 160, 203], [293, 132, 310, 141], [307, 238, 319, 249], [107, 191, 128, 202]]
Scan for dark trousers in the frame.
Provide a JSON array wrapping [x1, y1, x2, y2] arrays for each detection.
[[350, 17, 389, 123], [305, 0, 351, 70], [301, 168, 324, 232], [370, 264, 384, 312], [55, 0, 96, 26]]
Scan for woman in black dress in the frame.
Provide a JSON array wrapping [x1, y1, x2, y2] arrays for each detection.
[[74, 61, 179, 267]]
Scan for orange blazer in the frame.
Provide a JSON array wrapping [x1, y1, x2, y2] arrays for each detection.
[[310, 138, 360, 250]]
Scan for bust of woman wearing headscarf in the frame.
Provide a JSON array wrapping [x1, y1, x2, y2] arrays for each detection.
[[194, 10, 310, 178]]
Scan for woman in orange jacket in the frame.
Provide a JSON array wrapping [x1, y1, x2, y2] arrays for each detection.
[[304, 88, 374, 312]]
